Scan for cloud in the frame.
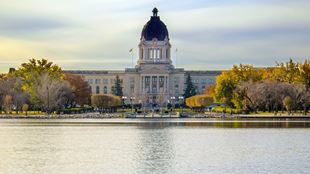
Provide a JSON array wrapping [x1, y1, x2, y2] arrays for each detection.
[[0, 0, 310, 73]]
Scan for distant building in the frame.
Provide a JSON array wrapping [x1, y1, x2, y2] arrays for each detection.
[[66, 8, 221, 105]]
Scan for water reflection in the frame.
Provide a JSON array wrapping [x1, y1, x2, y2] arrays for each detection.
[[1, 119, 310, 174], [1, 118, 310, 128], [133, 124, 175, 174]]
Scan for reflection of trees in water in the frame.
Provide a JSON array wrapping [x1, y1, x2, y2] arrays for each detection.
[[132, 120, 310, 129], [134, 125, 175, 174]]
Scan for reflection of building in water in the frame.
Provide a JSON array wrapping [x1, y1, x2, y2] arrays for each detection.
[[66, 8, 221, 105], [134, 126, 174, 174]]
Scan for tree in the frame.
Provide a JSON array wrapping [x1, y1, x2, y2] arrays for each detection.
[[204, 85, 215, 97], [14, 59, 64, 108], [214, 72, 235, 106], [185, 95, 213, 108], [0, 76, 29, 113], [64, 73, 91, 106], [273, 59, 300, 83], [22, 104, 29, 115], [91, 94, 121, 112], [111, 75, 123, 97], [184, 73, 197, 99], [283, 96, 293, 115], [214, 64, 263, 107], [35, 73, 73, 114], [298, 59, 310, 90], [3, 95, 13, 113]]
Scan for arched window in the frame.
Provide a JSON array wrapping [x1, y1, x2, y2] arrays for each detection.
[[149, 48, 152, 59], [103, 86, 108, 94], [96, 86, 100, 94]]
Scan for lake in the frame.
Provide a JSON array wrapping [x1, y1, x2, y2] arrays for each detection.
[[0, 118, 310, 174]]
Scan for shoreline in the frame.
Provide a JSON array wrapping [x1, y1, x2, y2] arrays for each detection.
[[0, 113, 310, 119]]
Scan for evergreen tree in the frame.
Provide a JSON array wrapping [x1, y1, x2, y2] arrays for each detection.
[[184, 73, 197, 99], [111, 75, 123, 97]]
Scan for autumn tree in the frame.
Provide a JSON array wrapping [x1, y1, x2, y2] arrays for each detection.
[[0, 76, 29, 113], [91, 94, 121, 112], [64, 73, 91, 106], [204, 85, 215, 97], [298, 59, 310, 90], [186, 95, 213, 108], [3, 95, 13, 113], [215, 64, 263, 107], [36, 73, 73, 114], [273, 59, 300, 83], [14, 59, 63, 108]]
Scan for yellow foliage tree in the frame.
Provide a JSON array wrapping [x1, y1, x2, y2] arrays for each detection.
[[186, 95, 213, 108], [91, 94, 121, 109]]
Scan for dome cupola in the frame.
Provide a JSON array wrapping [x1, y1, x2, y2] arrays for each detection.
[[141, 8, 169, 41]]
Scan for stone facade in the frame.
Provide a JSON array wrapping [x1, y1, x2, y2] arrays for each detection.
[[66, 8, 221, 105]]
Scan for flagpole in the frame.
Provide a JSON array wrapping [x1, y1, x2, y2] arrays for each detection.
[[129, 48, 134, 67], [175, 48, 178, 68], [131, 51, 133, 67]]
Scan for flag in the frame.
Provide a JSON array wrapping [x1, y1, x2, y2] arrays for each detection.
[[129, 48, 133, 52]]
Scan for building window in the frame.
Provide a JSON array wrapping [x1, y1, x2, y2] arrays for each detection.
[[130, 84, 134, 93], [96, 86, 100, 94], [102, 79, 109, 84], [159, 76, 164, 88], [166, 49, 170, 59], [103, 86, 108, 94], [201, 79, 207, 85], [174, 77, 180, 83], [148, 48, 161, 60], [129, 77, 135, 83], [95, 79, 101, 84], [149, 48, 152, 59]]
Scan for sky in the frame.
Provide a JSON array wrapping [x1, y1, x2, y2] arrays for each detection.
[[0, 0, 310, 73]]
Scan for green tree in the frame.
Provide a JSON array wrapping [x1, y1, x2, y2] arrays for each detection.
[[111, 75, 123, 97], [184, 73, 197, 99]]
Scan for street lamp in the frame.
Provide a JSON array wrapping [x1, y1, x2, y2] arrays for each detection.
[[121, 96, 127, 110], [170, 96, 176, 112], [130, 96, 135, 112], [178, 96, 184, 113]]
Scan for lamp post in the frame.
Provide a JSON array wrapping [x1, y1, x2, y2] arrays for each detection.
[[170, 96, 176, 112], [121, 96, 127, 111], [178, 96, 184, 113], [130, 96, 135, 112], [139, 99, 142, 115], [47, 86, 50, 115]]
